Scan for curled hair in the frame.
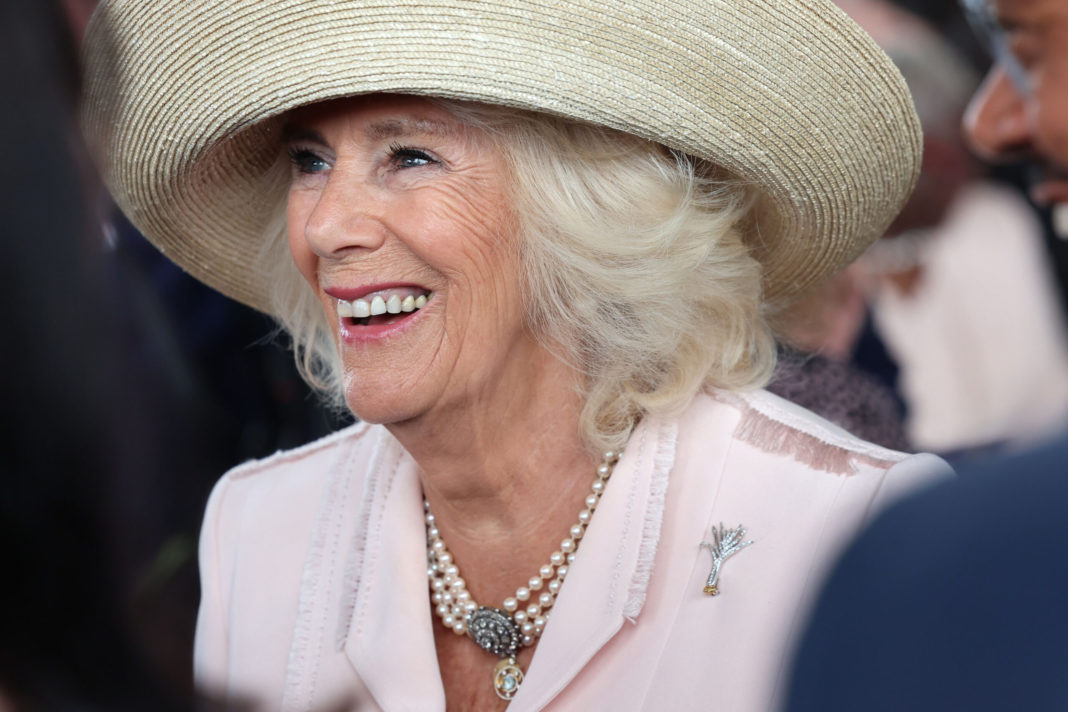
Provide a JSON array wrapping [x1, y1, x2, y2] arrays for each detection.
[[257, 100, 777, 453]]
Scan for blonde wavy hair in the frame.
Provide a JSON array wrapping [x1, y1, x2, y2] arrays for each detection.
[[257, 99, 777, 454]]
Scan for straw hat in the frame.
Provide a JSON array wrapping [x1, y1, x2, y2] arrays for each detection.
[[82, 0, 920, 314]]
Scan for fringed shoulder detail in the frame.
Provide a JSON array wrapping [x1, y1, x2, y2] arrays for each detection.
[[623, 418, 677, 620], [715, 389, 908, 476]]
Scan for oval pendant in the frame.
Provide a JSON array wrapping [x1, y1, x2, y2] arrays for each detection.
[[493, 657, 524, 700], [468, 606, 520, 658]]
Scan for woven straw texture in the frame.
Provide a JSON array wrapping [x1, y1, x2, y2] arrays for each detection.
[[82, 0, 921, 315]]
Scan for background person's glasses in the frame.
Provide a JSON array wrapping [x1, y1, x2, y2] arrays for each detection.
[[960, 0, 1033, 96]]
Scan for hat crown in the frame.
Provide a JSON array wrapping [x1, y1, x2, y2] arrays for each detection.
[[83, 0, 921, 313]]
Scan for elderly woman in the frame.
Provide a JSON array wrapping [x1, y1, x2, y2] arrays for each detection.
[[83, 1, 951, 710]]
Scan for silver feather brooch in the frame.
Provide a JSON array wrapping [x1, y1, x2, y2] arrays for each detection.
[[699, 524, 753, 596]]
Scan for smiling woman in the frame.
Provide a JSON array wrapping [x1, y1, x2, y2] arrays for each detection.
[[82, 1, 953, 710], [277, 96, 532, 429]]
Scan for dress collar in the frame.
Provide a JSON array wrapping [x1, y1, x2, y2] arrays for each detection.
[[339, 413, 678, 711]]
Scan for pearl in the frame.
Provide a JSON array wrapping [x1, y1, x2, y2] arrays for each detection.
[[567, 553, 576, 563], [528, 576, 542, 591], [539, 564, 554, 579], [591, 479, 605, 494], [550, 551, 564, 566], [539, 592, 553, 608], [585, 494, 598, 508], [527, 603, 541, 618], [521, 621, 535, 635], [464, 601, 477, 613], [432, 592, 443, 604], [503, 597, 518, 612], [560, 538, 575, 553], [425, 512, 435, 525], [522, 634, 535, 647], [444, 614, 455, 627], [570, 524, 584, 539], [578, 509, 591, 524], [513, 610, 527, 624], [556, 565, 568, 579], [534, 615, 547, 630], [548, 579, 561, 594], [436, 549, 450, 564], [436, 603, 449, 616], [444, 564, 459, 578], [516, 587, 530, 601], [453, 621, 467, 634], [455, 590, 470, 602], [432, 540, 445, 553], [597, 464, 611, 478], [604, 451, 617, 462], [431, 578, 446, 591], [441, 591, 453, 604], [449, 577, 465, 591]]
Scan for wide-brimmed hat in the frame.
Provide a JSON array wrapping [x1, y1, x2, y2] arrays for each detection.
[[82, 0, 920, 314]]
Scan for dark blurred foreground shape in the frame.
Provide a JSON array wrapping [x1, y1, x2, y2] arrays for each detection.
[[0, 0, 336, 707], [784, 433, 1068, 711], [0, 0, 184, 707]]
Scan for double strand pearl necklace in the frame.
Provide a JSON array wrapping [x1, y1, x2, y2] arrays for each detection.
[[425, 450, 619, 701]]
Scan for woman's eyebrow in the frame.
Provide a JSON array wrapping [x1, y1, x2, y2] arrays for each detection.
[[364, 118, 454, 141], [280, 124, 327, 145]]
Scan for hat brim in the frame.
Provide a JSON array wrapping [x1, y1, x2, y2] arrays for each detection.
[[82, 0, 921, 315]]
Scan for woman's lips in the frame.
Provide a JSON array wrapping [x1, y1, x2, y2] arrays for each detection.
[[324, 282, 429, 302], [326, 285, 434, 343]]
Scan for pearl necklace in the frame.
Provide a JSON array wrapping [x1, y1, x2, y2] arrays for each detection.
[[425, 450, 619, 701]]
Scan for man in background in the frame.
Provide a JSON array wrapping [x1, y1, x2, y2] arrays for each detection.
[[784, 2, 1068, 709]]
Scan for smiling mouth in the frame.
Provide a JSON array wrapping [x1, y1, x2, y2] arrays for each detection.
[[336, 288, 432, 327]]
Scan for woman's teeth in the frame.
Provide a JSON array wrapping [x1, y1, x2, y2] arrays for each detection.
[[336, 292, 431, 320]]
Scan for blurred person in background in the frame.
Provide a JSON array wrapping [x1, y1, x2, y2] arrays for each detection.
[[82, 0, 952, 709], [784, 1, 1068, 708], [0, 0, 188, 708], [851, 0, 1068, 456]]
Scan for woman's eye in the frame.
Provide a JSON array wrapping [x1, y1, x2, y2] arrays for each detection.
[[287, 147, 329, 174], [390, 146, 436, 169]]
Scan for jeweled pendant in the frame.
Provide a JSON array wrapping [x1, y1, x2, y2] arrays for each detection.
[[468, 606, 521, 658], [493, 657, 524, 700]]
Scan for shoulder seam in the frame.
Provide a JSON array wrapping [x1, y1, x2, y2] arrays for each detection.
[[730, 389, 906, 460], [224, 421, 374, 481], [713, 389, 908, 476]]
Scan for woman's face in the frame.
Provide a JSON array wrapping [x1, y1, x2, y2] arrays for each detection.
[[284, 94, 538, 424]]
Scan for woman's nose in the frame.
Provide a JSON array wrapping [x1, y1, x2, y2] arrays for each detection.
[[301, 172, 388, 258], [963, 64, 1033, 162]]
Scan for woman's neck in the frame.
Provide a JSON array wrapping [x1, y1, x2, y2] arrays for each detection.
[[385, 347, 598, 607]]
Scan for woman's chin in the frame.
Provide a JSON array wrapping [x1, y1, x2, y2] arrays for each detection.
[[344, 391, 427, 428]]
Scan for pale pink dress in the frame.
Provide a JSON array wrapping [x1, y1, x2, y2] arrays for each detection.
[[194, 390, 951, 711]]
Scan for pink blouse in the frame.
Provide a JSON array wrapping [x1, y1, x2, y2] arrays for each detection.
[[194, 390, 952, 711]]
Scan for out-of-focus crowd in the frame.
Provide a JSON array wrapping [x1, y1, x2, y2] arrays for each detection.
[[771, 0, 1068, 461]]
